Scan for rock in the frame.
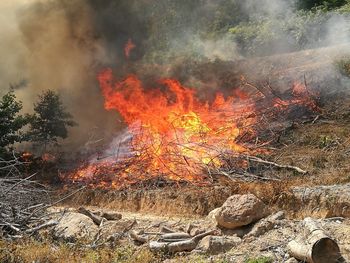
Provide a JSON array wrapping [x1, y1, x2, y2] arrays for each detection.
[[215, 194, 269, 229], [197, 235, 241, 255], [220, 224, 252, 238], [246, 211, 285, 238], [53, 212, 98, 242], [207, 208, 220, 222]]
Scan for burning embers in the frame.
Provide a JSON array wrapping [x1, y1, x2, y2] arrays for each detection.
[[124, 39, 136, 58], [66, 69, 318, 189]]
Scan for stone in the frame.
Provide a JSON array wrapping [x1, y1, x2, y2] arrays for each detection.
[[207, 208, 220, 222], [197, 235, 241, 255], [53, 212, 98, 242], [215, 194, 269, 229]]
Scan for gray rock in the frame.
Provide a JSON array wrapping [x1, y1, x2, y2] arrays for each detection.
[[207, 208, 220, 222], [215, 194, 269, 229], [197, 235, 241, 255], [53, 212, 98, 242]]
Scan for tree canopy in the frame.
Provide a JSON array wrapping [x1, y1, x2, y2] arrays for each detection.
[[28, 90, 76, 149], [0, 90, 29, 154]]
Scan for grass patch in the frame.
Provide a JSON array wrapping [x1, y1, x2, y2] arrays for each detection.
[[0, 239, 160, 263], [245, 256, 273, 263]]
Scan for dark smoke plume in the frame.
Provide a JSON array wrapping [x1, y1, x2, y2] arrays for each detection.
[[1, 0, 350, 152]]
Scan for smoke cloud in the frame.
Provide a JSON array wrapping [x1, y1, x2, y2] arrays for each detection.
[[0, 0, 349, 152]]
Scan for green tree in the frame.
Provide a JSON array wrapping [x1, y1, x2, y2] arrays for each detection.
[[296, 0, 347, 10], [29, 90, 76, 151], [0, 90, 29, 155]]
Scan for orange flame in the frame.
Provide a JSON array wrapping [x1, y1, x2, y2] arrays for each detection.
[[66, 70, 318, 189]]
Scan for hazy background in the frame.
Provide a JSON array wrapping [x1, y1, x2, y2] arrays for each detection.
[[1, 0, 349, 151]]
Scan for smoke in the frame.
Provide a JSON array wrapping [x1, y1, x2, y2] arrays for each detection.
[[0, 1, 28, 93], [1, 0, 349, 152], [1, 0, 121, 150]]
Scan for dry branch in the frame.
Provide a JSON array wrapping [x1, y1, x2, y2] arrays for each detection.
[[160, 226, 176, 233], [149, 229, 216, 253], [160, 232, 191, 240], [246, 155, 307, 174], [130, 230, 148, 243], [25, 221, 58, 234], [0, 157, 85, 239]]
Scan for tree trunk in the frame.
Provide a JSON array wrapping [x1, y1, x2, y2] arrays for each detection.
[[287, 217, 342, 263]]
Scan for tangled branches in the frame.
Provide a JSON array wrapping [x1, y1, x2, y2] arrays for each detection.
[[0, 172, 52, 238], [0, 153, 53, 238]]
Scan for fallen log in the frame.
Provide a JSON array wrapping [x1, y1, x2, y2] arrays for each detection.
[[78, 207, 103, 225], [129, 230, 148, 243], [168, 229, 216, 253], [101, 212, 122, 221], [149, 241, 169, 251], [160, 226, 176, 233], [149, 229, 216, 253], [287, 217, 342, 263], [160, 232, 191, 240], [168, 239, 197, 253]]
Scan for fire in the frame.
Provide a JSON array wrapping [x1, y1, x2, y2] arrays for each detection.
[[124, 39, 136, 58], [42, 153, 56, 162], [65, 68, 318, 189]]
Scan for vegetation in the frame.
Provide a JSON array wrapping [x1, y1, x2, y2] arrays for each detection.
[[228, 9, 329, 56], [0, 239, 158, 263], [126, 0, 350, 60], [28, 90, 76, 152], [245, 256, 273, 263], [0, 90, 29, 157], [335, 57, 350, 77], [0, 89, 75, 159], [296, 0, 348, 10]]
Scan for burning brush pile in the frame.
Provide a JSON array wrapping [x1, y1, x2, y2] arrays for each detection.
[[63, 65, 319, 189]]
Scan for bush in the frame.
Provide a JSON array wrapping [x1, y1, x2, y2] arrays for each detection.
[[296, 0, 348, 10], [335, 57, 350, 77], [228, 8, 348, 57]]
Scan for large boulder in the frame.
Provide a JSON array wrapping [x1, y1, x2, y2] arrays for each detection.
[[53, 212, 98, 242], [215, 194, 269, 229], [197, 235, 241, 255]]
